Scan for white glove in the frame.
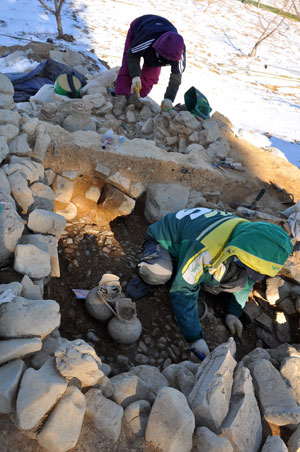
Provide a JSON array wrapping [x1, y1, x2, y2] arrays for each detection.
[[226, 314, 243, 338], [189, 338, 210, 361], [161, 98, 173, 112], [131, 76, 142, 95]]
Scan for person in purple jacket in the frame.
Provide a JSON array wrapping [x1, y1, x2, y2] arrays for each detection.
[[113, 14, 186, 116]]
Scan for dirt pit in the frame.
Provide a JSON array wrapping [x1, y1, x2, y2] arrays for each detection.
[[44, 195, 273, 374]]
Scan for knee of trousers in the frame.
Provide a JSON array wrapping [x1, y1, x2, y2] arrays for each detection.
[[137, 252, 173, 285]]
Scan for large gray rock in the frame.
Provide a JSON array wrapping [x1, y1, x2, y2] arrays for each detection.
[[0, 359, 26, 413], [0, 94, 14, 110], [145, 387, 195, 452], [0, 110, 20, 127], [242, 347, 272, 368], [261, 436, 288, 452], [188, 339, 237, 432], [100, 184, 135, 217], [174, 110, 200, 129], [0, 124, 19, 141], [9, 133, 31, 156], [19, 233, 60, 278], [21, 117, 39, 136], [53, 175, 74, 203], [28, 209, 66, 236], [265, 276, 292, 305], [280, 356, 300, 404], [85, 388, 123, 442], [31, 182, 54, 211], [32, 132, 51, 162], [0, 136, 9, 164], [0, 337, 42, 365], [195, 427, 233, 452], [8, 155, 44, 182], [110, 373, 155, 408], [21, 275, 43, 300], [247, 358, 300, 427], [220, 363, 262, 452], [0, 281, 22, 297], [280, 246, 300, 283], [0, 297, 60, 339], [37, 386, 86, 452], [85, 185, 101, 203], [0, 189, 24, 266], [54, 339, 103, 387], [287, 423, 300, 452], [144, 183, 191, 223], [128, 365, 169, 395], [206, 137, 229, 159], [16, 358, 67, 430], [8, 171, 34, 213], [162, 363, 195, 397], [107, 171, 131, 193], [0, 168, 10, 192], [0, 73, 14, 96], [14, 243, 51, 278], [123, 400, 151, 438]]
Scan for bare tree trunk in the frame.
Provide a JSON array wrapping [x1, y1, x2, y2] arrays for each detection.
[[38, 0, 65, 38], [248, 0, 292, 57], [55, 12, 64, 38], [291, 0, 300, 19]]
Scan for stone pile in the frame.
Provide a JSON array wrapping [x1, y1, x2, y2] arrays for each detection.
[[0, 48, 300, 451]]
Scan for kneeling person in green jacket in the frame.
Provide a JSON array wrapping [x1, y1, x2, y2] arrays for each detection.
[[126, 208, 293, 360]]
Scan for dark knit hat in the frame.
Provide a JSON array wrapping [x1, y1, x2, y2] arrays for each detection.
[[152, 31, 184, 61]]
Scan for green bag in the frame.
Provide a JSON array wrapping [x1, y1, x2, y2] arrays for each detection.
[[55, 73, 82, 98], [184, 86, 212, 119]]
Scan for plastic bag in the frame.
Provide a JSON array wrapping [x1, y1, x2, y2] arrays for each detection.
[[29, 84, 55, 104]]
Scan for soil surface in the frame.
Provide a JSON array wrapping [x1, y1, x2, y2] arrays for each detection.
[[47, 194, 262, 367]]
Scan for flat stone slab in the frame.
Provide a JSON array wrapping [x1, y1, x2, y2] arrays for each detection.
[[261, 435, 288, 452], [287, 423, 300, 452], [0, 359, 26, 414], [145, 386, 195, 452], [110, 373, 155, 408], [14, 244, 51, 279], [16, 358, 67, 430], [188, 339, 237, 432], [0, 297, 60, 339], [37, 386, 86, 452], [27, 209, 66, 237], [128, 365, 169, 395], [220, 363, 262, 452], [280, 357, 300, 404], [0, 337, 42, 365], [85, 388, 123, 442], [247, 358, 300, 427], [196, 427, 233, 452]]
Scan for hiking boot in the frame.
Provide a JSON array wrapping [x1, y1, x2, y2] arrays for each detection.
[[112, 95, 127, 117], [125, 275, 151, 301]]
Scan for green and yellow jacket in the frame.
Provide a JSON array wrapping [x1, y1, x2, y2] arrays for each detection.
[[147, 208, 293, 342]]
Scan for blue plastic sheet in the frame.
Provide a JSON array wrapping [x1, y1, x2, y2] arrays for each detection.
[[5, 59, 87, 102]]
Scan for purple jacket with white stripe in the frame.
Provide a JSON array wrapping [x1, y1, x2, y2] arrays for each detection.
[[129, 15, 186, 75]]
